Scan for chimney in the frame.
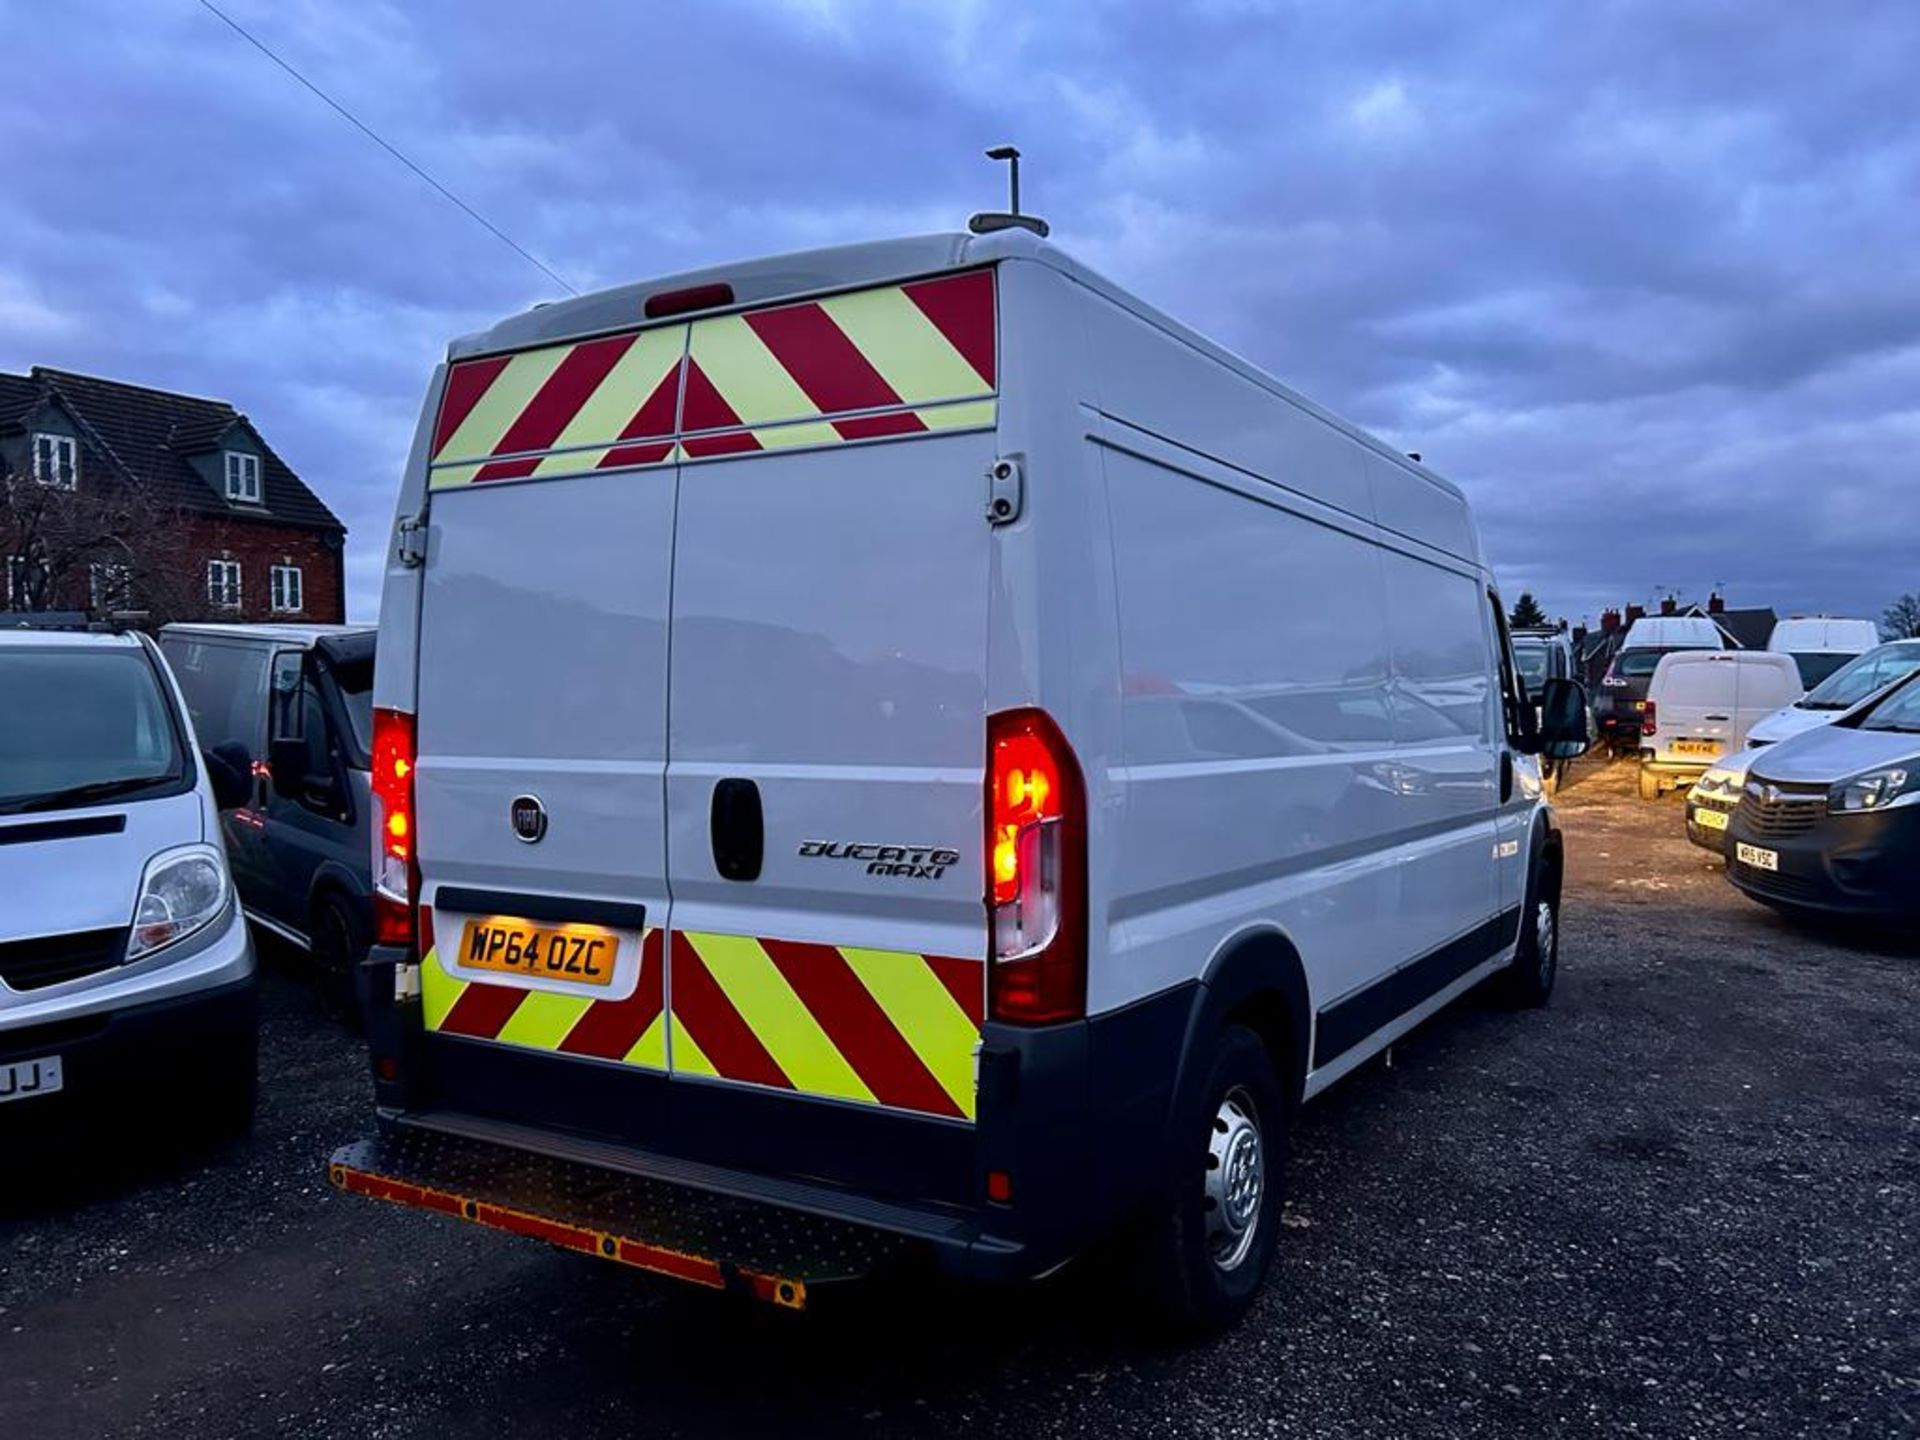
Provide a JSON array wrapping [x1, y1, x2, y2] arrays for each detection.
[[1601, 608, 1621, 634], [1625, 603, 1646, 626], [1707, 592, 1725, 615], [1660, 596, 1678, 617]]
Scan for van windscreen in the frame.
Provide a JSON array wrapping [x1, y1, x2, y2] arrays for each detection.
[[0, 648, 186, 814]]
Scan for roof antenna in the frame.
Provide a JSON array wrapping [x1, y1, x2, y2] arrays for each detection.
[[969, 145, 1050, 238]]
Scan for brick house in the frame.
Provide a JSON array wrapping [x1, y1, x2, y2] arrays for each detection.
[[0, 366, 346, 624]]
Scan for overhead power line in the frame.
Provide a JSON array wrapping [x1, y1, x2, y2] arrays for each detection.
[[196, 0, 578, 295]]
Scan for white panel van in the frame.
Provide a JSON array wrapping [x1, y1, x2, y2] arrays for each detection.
[[1640, 650, 1803, 799], [1767, 617, 1880, 689], [336, 229, 1588, 1330]]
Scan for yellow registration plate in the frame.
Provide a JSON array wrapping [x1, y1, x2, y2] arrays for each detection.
[[458, 917, 620, 987], [1694, 806, 1729, 832], [1673, 739, 1722, 756]]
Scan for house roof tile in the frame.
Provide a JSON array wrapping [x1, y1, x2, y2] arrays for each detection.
[[0, 367, 343, 533]]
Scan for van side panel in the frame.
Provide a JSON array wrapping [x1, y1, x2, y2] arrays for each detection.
[[1084, 287, 1504, 1070], [1078, 294, 1478, 564], [1100, 440, 1500, 1028]]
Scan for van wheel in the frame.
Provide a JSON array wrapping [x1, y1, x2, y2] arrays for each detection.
[[1637, 768, 1661, 802], [1132, 1025, 1286, 1334], [1498, 869, 1559, 1008], [312, 893, 368, 1029]]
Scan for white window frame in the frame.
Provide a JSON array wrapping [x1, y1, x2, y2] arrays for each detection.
[[269, 563, 304, 614], [207, 558, 242, 610], [33, 432, 77, 490], [224, 450, 261, 503], [90, 561, 132, 613]]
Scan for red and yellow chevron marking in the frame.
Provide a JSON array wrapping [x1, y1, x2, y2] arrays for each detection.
[[420, 912, 984, 1121], [668, 932, 984, 1121], [421, 920, 669, 1071], [428, 269, 996, 489]]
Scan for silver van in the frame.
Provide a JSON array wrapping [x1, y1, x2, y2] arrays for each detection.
[[159, 624, 375, 1015], [1, 626, 256, 1141]]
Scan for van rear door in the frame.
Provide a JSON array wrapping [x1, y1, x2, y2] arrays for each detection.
[[661, 271, 998, 1125], [412, 322, 687, 1076], [1654, 654, 1737, 760]]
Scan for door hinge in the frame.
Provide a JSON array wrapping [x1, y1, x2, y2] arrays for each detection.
[[395, 516, 428, 568], [986, 456, 1024, 526], [393, 962, 422, 1003]]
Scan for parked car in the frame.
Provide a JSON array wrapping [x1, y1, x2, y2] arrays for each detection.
[[1685, 643, 1920, 854], [1593, 615, 1727, 755], [332, 228, 1591, 1333], [1725, 672, 1920, 927], [1638, 650, 1801, 801], [159, 623, 375, 1017], [0, 627, 256, 1141], [1512, 628, 1582, 792], [1766, 616, 1880, 690], [1746, 638, 1920, 748]]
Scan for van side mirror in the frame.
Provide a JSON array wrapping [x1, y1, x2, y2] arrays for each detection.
[[204, 747, 251, 811], [1531, 678, 1592, 759]]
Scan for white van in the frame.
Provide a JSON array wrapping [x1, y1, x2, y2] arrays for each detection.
[[1621, 615, 1729, 652], [1766, 617, 1880, 689], [336, 229, 1588, 1330], [1, 627, 257, 1142], [1639, 650, 1803, 799]]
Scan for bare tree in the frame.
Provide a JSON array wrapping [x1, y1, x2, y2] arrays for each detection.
[[0, 459, 201, 626], [1883, 593, 1920, 640]]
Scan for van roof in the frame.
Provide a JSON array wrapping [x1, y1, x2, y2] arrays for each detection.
[[1767, 616, 1879, 651], [162, 622, 375, 647], [0, 627, 142, 650], [451, 229, 1466, 507], [1622, 615, 1729, 649]]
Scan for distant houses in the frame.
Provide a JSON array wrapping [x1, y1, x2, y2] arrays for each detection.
[[0, 367, 345, 624]]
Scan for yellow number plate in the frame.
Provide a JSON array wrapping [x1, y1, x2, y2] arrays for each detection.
[[1694, 806, 1729, 832], [1672, 739, 1722, 756], [458, 917, 619, 987]]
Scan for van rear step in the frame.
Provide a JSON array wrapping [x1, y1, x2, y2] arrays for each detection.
[[328, 1127, 914, 1309]]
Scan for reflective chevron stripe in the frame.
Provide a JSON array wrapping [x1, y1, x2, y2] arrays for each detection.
[[427, 269, 996, 490], [422, 926, 668, 1071], [670, 931, 983, 1120], [419, 921, 985, 1122]]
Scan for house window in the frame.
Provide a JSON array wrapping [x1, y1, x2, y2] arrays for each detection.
[[33, 433, 77, 489], [207, 559, 242, 610], [270, 564, 303, 614], [224, 451, 261, 503], [6, 555, 37, 608], [90, 562, 132, 614]]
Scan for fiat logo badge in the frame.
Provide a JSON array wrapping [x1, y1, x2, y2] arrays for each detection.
[[510, 794, 548, 844]]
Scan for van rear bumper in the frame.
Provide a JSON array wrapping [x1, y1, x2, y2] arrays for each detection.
[[357, 947, 1195, 1285]]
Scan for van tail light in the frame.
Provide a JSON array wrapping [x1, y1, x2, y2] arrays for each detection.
[[371, 707, 418, 948], [986, 708, 1086, 1025], [1642, 700, 1658, 737]]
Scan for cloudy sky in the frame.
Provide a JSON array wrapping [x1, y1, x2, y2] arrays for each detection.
[[5, 0, 1916, 626]]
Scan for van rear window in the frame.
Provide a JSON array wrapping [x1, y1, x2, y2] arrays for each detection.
[[429, 269, 998, 489]]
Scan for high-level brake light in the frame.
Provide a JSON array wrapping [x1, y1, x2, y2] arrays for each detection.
[[986, 708, 1085, 1025], [372, 708, 418, 947]]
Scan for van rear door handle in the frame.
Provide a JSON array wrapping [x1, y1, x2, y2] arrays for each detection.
[[710, 778, 764, 882]]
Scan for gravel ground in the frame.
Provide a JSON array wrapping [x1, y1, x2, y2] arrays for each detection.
[[3, 758, 1916, 1439]]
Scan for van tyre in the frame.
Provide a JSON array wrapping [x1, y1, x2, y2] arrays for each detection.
[[1637, 767, 1661, 802], [312, 892, 368, 1029], [1133, 1024, 1287, 1334], [1498, 863, 1559, 1008]]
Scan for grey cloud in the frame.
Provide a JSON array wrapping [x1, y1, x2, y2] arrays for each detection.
[[2, 0, 1916, 624]]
